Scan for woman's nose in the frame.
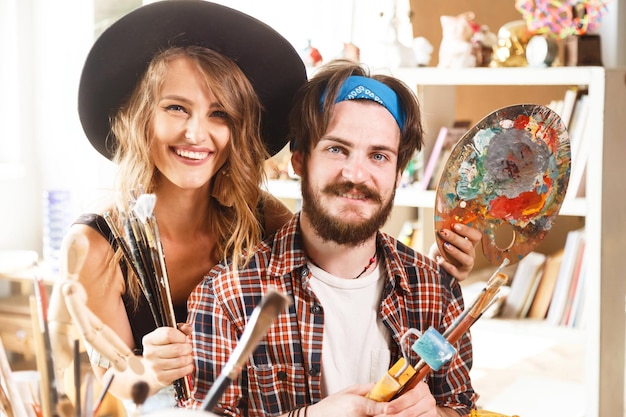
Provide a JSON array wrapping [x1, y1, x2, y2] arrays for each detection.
[[185, 115, 208, 144]]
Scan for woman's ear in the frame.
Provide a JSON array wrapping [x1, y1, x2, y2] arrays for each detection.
[[291, 150, 304, 176]]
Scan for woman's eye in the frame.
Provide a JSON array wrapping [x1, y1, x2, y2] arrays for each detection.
[[165, 104, 186, 113], [211, 110, 229, 119]]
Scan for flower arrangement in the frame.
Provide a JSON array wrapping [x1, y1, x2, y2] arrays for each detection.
[[515, 0, 610, 39]]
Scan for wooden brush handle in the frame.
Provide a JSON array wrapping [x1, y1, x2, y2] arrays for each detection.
[[393, 315, 477, 397]]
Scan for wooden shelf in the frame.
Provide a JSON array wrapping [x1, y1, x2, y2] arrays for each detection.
[[391, 66, 604, 87]]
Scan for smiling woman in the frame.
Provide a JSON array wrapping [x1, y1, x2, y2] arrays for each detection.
[[45, 1, 307, 413]]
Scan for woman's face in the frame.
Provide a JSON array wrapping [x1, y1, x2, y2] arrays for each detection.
[[150, 56, 231, 192]]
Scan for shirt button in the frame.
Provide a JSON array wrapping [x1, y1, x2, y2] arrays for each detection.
[[301, 267, 309, 277], [310, 304, 322, 314], [277, 371, 287, 381], [308, 366, 319, 376]]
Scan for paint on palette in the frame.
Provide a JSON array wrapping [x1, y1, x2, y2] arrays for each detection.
[[434, 104, 571, 266]]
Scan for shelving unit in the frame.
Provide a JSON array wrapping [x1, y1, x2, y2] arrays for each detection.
[[267, 66, 626, 416], [388, 66, 626, 417]]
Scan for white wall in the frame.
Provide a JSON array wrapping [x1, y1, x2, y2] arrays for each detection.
[[598, 0, 626, 67], [0, 0, 411, 259], [1, 0, 623, 259], [0, 0, 115, 257]]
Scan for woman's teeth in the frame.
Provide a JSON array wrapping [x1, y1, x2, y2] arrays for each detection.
[[175, 149, 208, 160]]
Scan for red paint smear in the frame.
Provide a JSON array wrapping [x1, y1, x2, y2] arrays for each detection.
[[489, 191, 545, 221], [514, 114, 530, 129], [540, 123, 560, 153]]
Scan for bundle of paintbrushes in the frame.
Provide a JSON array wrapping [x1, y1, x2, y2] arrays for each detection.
[[103, 190, 190, 404]]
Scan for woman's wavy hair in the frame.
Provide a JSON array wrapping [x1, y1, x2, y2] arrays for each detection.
[[109, 46, 268, 303], [288, 59, 424, 173]]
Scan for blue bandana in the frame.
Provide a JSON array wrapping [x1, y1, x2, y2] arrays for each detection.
[[322, 75, 406, 130]]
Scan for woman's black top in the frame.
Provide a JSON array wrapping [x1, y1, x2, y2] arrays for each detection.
[[74, 213, 188, 354]]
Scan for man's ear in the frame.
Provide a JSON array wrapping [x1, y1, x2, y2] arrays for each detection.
[[291, 151, 304, 176], [395, 170, 403, 189]]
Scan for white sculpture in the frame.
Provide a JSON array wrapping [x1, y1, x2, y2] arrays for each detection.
[[437, 12, 477, 69]]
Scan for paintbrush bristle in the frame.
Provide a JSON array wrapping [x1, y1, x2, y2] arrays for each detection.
[[56, 395, 76, 417], [133, 194, 156, 223], [131, 381, 150, 407]]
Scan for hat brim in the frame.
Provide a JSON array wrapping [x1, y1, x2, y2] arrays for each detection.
[[78, 0, 306, 159]]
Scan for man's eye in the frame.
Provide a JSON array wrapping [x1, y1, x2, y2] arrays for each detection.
[[328, 146, 342, 154], [373, 153, 387, 162]]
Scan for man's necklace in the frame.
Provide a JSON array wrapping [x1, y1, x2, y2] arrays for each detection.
[[353, 252, 378, 279], [308, 250, 378, 279]]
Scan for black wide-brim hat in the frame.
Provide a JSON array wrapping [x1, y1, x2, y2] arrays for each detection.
[[78, 0, 307, 160]]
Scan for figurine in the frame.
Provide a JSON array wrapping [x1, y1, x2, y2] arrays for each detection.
[[437, 12, 477, 69], [300, 39, 323, 68], [412, 36, 434, 67], [48, 232, 145, 375], [490, 20, 532, 67], [361, 0, 417, 68]]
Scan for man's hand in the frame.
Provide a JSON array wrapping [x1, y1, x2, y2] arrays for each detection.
[[429, 223, 482, 281], [377, 380, 458, 417], [307, 384, 388, 417]]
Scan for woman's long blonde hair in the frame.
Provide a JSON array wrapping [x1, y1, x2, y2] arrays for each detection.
[[109, 46, 268, 303]]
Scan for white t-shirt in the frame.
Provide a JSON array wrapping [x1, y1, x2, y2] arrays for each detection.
[[307, 261, 390, 396]]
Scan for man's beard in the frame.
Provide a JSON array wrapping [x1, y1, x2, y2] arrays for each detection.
[[300, 172, 395, 247]]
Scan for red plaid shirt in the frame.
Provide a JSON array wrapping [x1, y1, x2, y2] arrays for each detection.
[[188, 214, 477, 416]]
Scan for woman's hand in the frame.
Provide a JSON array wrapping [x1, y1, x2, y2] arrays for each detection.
[[429, 223, 482, 281], [141, 323, 194, 388]]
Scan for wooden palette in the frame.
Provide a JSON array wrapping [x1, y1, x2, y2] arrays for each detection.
[[434, 104, 571, 266]]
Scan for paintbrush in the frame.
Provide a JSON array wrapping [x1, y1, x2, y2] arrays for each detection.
[[27, 383, 43, 417], [394, 267, 509, 398], [132, 194, 175, 327], [103, 211, 141, 280], [0, 379, 13, 417], [55, 395, 75, 417], [367, 260, 510, 401], [81, 372, 94, 417], [73, 339, 80, 417], [91, 374, 114, 416], [0, 338, 29, 417], [33, 263, 61, 413], [123, 211, 164, 325], [202, 289, 292, 412], [129, 381, 150, 417]]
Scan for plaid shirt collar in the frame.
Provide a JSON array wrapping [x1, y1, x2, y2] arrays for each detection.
[[265, 212, 413, 294]]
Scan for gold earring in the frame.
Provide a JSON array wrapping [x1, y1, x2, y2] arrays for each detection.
[[212, 167, 234, 207]]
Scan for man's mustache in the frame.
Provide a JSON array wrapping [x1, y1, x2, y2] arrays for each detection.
[[322, 182, 382, 204]]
